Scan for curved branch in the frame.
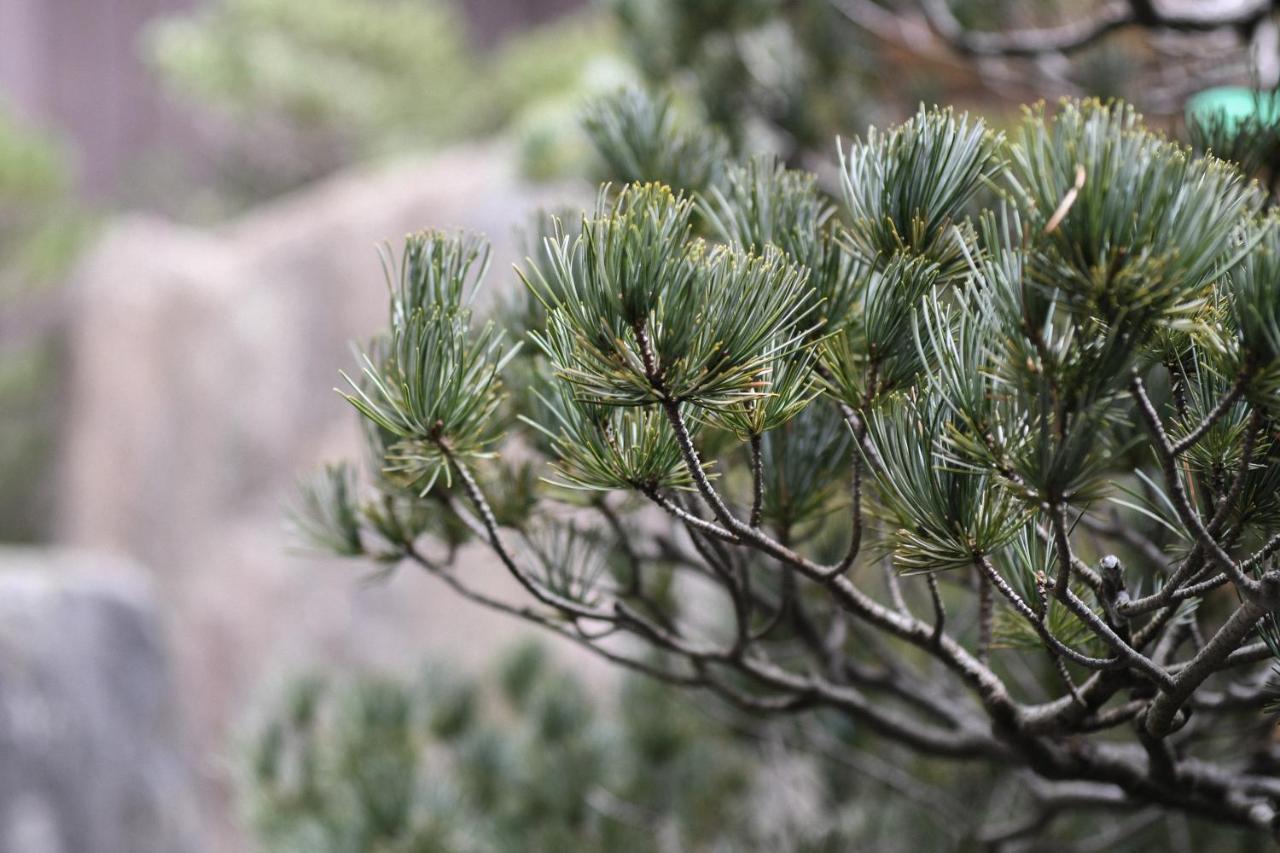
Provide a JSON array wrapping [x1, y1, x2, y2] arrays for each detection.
[[920, 0, 1134, 57], [916, 0, 1272, 58], [1145, 585, 1276, 737]]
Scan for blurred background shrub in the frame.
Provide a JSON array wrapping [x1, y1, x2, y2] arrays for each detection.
[[145, 0, 619, 206], [242, 642, 983, 852], [0, 101, 89, 542]]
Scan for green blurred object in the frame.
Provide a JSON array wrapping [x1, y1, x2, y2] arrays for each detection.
[[1184, 86, 1280, 184], [1185, 86, 1280, 132]]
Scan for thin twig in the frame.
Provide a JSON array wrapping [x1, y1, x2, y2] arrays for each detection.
[[749, 433, 765, 528], [1170, 368, 1253, 456]]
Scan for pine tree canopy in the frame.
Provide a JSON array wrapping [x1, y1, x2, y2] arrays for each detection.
[[301, 94, 1280, 840]]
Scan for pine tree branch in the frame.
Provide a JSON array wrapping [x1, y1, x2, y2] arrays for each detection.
[[1130, 375, 1261, 598], [1170, 367, 1253, 456], [926, 571, 946, 648], [440, 447, 612, 620], [914, 0, 1273, 58], [401, 546, 703, 688], [977, 567, 993, 666], [918, 0, 1134, 57], [748, 433, 764, 528], [1145, 585, 1277, 737]]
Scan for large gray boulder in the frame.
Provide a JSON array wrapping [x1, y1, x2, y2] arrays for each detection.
[[0, 548, 201, 853]]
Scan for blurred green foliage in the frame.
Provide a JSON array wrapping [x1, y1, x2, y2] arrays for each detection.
[[246, 639, 1265, 851], [241, 643, 980, 852], [0, 102, 89, 542], [145, 0, 616, 203], [0, 104, 84, 289], [149, 0, 479, 141], [608, 0, 872, 162]]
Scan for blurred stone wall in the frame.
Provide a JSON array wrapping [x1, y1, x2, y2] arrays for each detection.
[[58, 143, 606, 853]]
